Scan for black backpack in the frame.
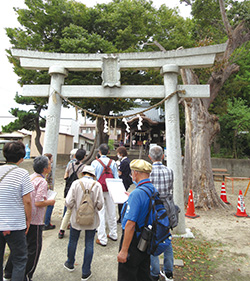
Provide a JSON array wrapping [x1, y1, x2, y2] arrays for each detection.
[[64, 163, 83, 198], [160, 193, 180, 230]]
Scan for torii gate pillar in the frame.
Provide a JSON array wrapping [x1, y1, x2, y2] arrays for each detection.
[[43, 66, 68, 184], [161, 64, 186, 234]]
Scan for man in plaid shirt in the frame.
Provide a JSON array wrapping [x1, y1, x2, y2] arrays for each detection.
[[148, 145, 174, 281]]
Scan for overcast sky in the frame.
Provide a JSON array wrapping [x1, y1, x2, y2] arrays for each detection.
[[0, 1, 191, 118]]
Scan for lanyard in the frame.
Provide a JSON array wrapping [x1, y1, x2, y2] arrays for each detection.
[[137, 180, 151, 188]]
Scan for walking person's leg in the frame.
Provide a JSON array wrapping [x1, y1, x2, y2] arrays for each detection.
[[96, 195, 107, 245], [44, 205, 55, 228], [162, 244, 174, 279], [65, 226, 80, 270], [81, 229, 96, 279], [58, 209, 72, 239], [150, 255, 160, 278], [25, 225, 43, 281], [105, 193, 117, 241], [0, 233, 6, 280], [5, 230, 27, 281]]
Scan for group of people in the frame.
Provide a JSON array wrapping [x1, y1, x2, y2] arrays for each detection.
[[0, 141, 175, 281], [0, 141, 55, 281]]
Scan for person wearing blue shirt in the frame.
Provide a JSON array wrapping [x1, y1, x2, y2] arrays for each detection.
[[117, 159, 157, 281], [91, 143, 119, 246]]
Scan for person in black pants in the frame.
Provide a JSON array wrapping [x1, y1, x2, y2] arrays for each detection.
[[116, 146, 133, 223], [4, 156, 55, 281]]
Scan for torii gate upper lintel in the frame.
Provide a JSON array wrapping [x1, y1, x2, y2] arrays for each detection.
[[11, 43, 227, 235]]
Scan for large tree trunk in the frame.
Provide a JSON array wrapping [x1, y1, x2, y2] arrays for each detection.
[[35, 106, 43, 155], [181, 69, 227, 209], [183, 98, 226, 209], [84, 104, 110, 162], [96, 116, 109, 147], [181, 0, 250, 210]]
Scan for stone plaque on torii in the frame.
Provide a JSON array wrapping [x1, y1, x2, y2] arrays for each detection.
[[12, 43, 226, 234]]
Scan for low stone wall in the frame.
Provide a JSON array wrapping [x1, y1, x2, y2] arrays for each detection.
[[58, 151, 250, 178], [211, 158, 250, 177]]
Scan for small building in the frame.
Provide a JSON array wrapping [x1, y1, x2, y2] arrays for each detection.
[[30, 129, 74, 158], [0, 130, 31, 147], [119, 101, 165, 149]]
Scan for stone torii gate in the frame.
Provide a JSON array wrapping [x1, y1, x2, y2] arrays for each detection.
[[12, 43, 226, 234]]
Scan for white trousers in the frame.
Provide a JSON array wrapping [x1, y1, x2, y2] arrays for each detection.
[[60, 208, 72, 231], [97, 192, 117, 245]]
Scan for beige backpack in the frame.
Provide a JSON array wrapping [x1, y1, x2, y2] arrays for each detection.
[[76, 181, 95, 226]]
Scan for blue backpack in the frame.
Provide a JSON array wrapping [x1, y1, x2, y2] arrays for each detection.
[[138, 186, 172, 256]]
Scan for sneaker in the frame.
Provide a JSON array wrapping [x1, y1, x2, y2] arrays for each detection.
[[64, 261, 75, 272], [96, 239, 106, 247], [160, 271, 174, 281], [58, 230, 65, 239], [3, 278, 11, 281], [107, 234, 117, 241], [43, 224, 56, 231], [81, 272, 92, 280]]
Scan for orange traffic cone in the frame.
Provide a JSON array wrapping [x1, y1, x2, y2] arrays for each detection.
[[220, 182, 230, 204], [185, 189, 200, 219], [234, 190, 250, 218]]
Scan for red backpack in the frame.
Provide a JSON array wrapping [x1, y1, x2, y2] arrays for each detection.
[[97, 158, 114, 192]]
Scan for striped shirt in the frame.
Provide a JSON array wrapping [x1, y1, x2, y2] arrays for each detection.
[[0, 165, 34, 231], [149, 162, 174, 195]]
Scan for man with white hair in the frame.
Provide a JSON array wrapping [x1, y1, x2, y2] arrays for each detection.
[[149, 145, 174, 281]]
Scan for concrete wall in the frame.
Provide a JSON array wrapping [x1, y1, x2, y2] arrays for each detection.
[[111, 151, 250, 178], [211, 158, 250, 177]]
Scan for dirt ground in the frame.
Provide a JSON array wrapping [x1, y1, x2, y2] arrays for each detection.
[[185, 181, 250, 280], [18, 159, 250, 281]]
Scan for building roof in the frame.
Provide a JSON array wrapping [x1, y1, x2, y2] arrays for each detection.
[[120, 101, 164, 123]]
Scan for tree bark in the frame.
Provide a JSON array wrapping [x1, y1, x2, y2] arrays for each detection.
[[183, 98, 226, 209], [182, 0, 250, 209], [84, 104, 110, 162], [34, 106, 43, 155]]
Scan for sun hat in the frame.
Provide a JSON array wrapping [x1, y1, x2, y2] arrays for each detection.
[[81, 165, 96, 179]]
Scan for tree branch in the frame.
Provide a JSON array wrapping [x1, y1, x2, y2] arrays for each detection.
[[144, 41, 167, 52], [180, 0, 192, 6], [219, 0, 233, 40]]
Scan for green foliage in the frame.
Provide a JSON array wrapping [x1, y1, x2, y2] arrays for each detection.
[[108, 139, 115, 150], [4, 1, 173, 121], [2, 93, 47, 133], [190, 0, 227, 43], [227, 0, 250, 26], [6, 0, 197, 129], [217, 98, 250, 158]]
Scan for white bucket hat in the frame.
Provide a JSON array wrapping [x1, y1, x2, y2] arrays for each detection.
[[81, 165, 96, 179]]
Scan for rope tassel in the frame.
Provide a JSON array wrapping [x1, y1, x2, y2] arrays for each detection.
[[103, 117, 108, 134], [122, 117, 130, 133]]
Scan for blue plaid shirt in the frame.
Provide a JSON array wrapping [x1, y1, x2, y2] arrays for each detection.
[[149, 162, 174, 195]]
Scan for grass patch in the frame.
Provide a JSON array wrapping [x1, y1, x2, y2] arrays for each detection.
[[171, 228, 224, 281]]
